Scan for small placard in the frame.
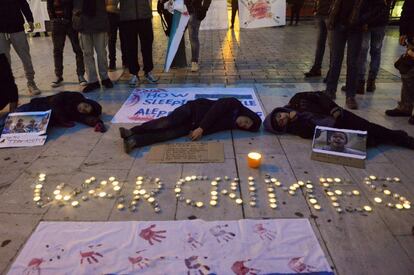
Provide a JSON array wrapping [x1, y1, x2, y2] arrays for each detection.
[[311, 126, 367, 168], [146, 142, 225, 163]]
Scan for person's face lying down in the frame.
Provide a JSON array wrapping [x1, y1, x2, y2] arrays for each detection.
[[77, 102, 93, 114], [236, 116, 253, 130], [275, 112, 290, 127]]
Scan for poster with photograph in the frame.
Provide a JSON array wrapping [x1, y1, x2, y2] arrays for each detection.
[[312, 126, 367, 159], [239, 0, 286, 29], [0, 110, 51, 148]]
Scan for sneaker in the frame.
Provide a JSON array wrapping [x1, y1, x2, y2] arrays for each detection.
[[82, 81, 100, 93], [385, 108, 412, 117], [28, 82, 41, 96], [123, 136, 137, 154], [366, 78, 376, 92], [324, 90, 336, 100], [346, 97, 358, 110], [191, 62, 199, 72], [78, 75, 87, 86], [51, 76, 63, 88], [129, 75, 139, 87], [144, 72, 158, 83], [101, 78, 114, 88], [304, 68, 321, 77], [356, 81, 365, 95], [119, 127, 133, 139]]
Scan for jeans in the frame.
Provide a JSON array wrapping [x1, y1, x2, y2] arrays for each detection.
[[0, 32, 36, 85], [108, 12, 128, 67], [188, 15, 201, 63], [121, 18, 154, 75], [130, 104, 193, 147], [51, 19, 85, 77], [79, 32, 109, 83], [358, 26, 386, 82], [313, 16, 331, 70], [326, 25, 363, 97]]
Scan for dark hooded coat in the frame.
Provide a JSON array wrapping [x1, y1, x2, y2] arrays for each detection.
[[0, 54, 18, 110]]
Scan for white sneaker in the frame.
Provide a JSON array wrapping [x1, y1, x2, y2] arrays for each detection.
[[144, 72, 158, 83], [28, 83, 41, 96], [51, 77, 63, 88], [78, 75, 88, 86], [191, 62, 199, 72], [129, 75, 139, 87]]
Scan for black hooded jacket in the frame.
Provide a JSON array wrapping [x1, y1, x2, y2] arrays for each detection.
[[0, 54, 18, 110], [26, 92, 102, 127], [186, 98, 261, 134], [400, 0, 414, 40], [0, 0, 34, 33]]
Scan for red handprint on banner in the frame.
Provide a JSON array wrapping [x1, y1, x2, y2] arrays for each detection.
[[288, 257, 317, 273], [209, 224, 236, 243], [23, 258, 43, 275], [184, 256, 211, 275], [253, 223, 277, 241], [128, 249, 150, 270], [139, 224, 167, 245], [231, 259, 261, 275], [187, 233, 203, 250], [80, 244, 104, 264]]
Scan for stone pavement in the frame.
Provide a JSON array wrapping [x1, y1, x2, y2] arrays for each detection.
[[1, 19, 413, 274]]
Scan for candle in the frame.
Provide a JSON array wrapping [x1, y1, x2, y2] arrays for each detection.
[[314, 204, 321, 210], [309, 198, 318, 204], [352, 190, 360, 196], [363, 205, 372, 212], [236, 198, 243, 205], [210, 200, 217, 206], [374, 197, 382, 203], [71, 201, 79, 207], [247, 152, 262, 168]]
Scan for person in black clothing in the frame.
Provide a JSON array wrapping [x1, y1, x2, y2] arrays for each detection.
[[119, 97, 262, 153], [230, 0, 238, 29], [0, 54, 18, 112], [263, 91, 414, 149], [289, 0, 305, 26], [47, 0, 87, 88], [15, 91, 106, 132]]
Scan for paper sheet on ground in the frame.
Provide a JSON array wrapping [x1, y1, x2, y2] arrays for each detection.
[[8, 219, 333, 275], [239, 0, 286, 29], [0, 110, 51, 148], [147, 142, 225, 163], [112, 87, 264, 124]]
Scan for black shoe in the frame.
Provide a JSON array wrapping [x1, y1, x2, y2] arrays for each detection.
[[119, 127, 133, 139], [82, 81, 100, 93], [101, 78, 114, 88], [385, 108, 412, 117], [123, 136, 136, 154], [304, 68, 321, 78], [409, 116, 414, 125]]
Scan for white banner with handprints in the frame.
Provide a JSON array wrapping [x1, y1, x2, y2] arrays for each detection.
[[239, 0, 286, 29], [8, 219, 333, 275], [112, 87, 264, 124]]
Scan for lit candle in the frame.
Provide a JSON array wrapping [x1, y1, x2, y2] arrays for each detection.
[[235, 198, 243, 204], [33, 196, 41, 202], [195, 202, 204, 208], [112, 181, 119, 186], [100, 180, 107, 186], [210, 200, 217, 206], [211, 181, 218, 186], [352, 190, 360, 196], [71, 201, 79, 207], [117, 203, 125, 210], [249, 201, 256, 207], [109, 176, 115, 182], [309, 198, 318, 204], [314, 204, 321, 210], [211, 191, 218, 196], [369, 175, 377, 180], [63, 195, 71, 201], [98, 192, 107, 198], [53, 190, 61, 195], [55, 194, 63, 200], [334, 178, 341, 183], [229, 193, 236, 199], [403, 203, 411, 209], [363, 205, 372, 212], [35, 184, 43, 189], [269, 203, 277, 209], [395, 204, 403, 210], [247, 152, 262, 168], [268, 198, 276, 203], [113, 186, 121, 192], [374, 197, 382, 203], [334, 190, 343, 196]]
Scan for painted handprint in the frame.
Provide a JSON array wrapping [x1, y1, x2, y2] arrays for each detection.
[[288, 257, 317, 273], [139, 224, 167, 245], [253, 223, 276, 241], [80, 244, 104, 264], [209, 224, 236, 243], [184, 256, 212, 275], [128, 249, 150, 270], [231, 259, 261, 275], [187, 233, 203, 250], [23, 258, 43, 275]]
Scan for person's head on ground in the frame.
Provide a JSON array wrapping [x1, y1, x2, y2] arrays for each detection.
[[77, 99, 102, 116], [271, 108, 297, 131], [327, 131, 348, 151], [77, 102, 93, 114], [236, 107, 262, 132], [236, 116, 254, 130]]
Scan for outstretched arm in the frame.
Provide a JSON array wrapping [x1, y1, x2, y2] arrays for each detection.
[[19, 0, 34, 23], [199, 98, 243, 132]]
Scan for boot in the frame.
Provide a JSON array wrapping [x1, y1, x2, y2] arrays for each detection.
[[356, 81, 365, 95], [304, 67, 321, 77], [366, 78, 376, 92], [123, 136, 137, 154], [119, 127, 133, 139], [346, 97, 358, 109]]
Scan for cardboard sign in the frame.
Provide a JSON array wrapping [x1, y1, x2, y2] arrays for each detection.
[[0, 110, 51, 148], [311, 126, 367, 168], [147, 142, 225, 163]]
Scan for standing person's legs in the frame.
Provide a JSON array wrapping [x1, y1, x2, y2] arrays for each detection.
[[92, 32, 110, 83], [137, 18, 154, 75], [306, 16, 327, 76], [188, 15, 201, 63], [230, 0, 238, 28], [107, 12, 119, 70], [79, 33, 99, 83], [367, 26, 386, 92], [357, 30, 370, 88], [51, 21, 66, 82], [295, 4, 302, 25], [0, 33, 12, 63], [386, 67, 414, 116], [119, 23, 128, 68], [122, 21, 140, 76], [66, 24, 86, 82], [345, 30, 363, 100], [326, 26, 347, 99]]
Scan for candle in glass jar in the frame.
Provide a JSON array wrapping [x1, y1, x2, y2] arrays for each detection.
[[247, 152, 262, 168]]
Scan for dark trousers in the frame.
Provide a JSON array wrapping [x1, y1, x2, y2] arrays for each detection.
[[231, 0, 238, 26], [313, 16, 330, 70], [326, 25, 363, 97], [130, 104, 193, 147], [290, 3, 303, 25], [108, 12, 128, 67], [336, 110, 410, 147], [121, 18, 154, 75], [51, 19, 85, 77]]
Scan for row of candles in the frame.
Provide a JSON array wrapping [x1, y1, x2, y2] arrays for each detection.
[[32, 173, 411, 213]]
